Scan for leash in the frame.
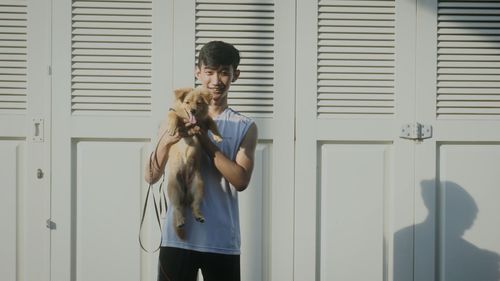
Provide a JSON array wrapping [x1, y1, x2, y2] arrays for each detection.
[[139, 131, 169, 253], [142, 148, 174, 281]]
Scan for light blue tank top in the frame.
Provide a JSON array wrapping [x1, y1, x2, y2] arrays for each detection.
[[161, 108, 254, 255]]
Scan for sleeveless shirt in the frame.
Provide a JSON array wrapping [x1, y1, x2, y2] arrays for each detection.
[[161, 108, 254, 255]]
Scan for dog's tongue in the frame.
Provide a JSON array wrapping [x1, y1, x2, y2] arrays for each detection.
[[188, 112, 196, 124]]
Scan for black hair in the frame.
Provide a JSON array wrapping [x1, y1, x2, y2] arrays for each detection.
[[197, 41, 240, 71]]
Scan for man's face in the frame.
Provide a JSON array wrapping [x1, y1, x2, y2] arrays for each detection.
[[195, 64, 240, 105]]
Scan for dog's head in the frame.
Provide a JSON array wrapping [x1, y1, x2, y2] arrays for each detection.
[[174, 87, 212, 124]]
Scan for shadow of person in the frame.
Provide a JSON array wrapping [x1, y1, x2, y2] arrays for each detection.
[[394, 180, 500, 281]]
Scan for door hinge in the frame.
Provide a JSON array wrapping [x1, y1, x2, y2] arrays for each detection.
[[46, 219, 56, 230], [400, 123, 432, 141]]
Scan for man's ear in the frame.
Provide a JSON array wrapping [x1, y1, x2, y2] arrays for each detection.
[[174, 87, 193, 101], [232, 69, 240, 82], [195, 66, 201, 81]]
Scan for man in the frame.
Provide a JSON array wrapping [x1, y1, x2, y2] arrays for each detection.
[[145, 41, 258, 281]]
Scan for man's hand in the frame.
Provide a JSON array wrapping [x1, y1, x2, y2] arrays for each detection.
[[159, 119, 200, 148], [196, 125, 219, 157]]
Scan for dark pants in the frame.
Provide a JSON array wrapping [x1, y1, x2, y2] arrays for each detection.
[[157, 247, 241, 281]]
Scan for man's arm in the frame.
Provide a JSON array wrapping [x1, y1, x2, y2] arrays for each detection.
[[200, 123, 258, 192], [144, 125, 174, 184], [144, 120, 198, 184]]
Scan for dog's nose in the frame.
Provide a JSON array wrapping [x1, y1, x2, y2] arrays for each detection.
[[191, 109, 196, 114]]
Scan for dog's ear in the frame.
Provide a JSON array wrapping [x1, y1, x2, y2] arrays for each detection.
[[201, 91, 213, 104], [174, 87, 193, 102]]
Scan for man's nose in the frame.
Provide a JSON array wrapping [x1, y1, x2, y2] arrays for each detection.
[[210, 73, 221, 84]]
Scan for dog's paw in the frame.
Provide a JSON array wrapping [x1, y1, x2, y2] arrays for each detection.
[[175, 217, 185, 228], [193, 209, 205, 223], [212, 135, 223, 143]]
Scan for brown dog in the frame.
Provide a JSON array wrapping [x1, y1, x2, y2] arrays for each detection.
[[165, 86, 222, 239]]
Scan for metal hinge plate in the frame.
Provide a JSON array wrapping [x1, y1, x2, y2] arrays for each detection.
[[46, 219, 56, 230], [400, 123, 432, 140]]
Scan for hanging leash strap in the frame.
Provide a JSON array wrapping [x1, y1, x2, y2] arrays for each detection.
[[139, 131, 169, 253]]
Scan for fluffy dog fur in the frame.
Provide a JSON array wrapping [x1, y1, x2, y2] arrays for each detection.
[[165, 86, 222, 239]]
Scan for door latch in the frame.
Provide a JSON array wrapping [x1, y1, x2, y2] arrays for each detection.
[[400, 123, 432, 141], [32, 118, 44, 142]]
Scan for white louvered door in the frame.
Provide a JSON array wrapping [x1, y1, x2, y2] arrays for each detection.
[[193, 2, 276, 279], [173, 1, 295, 280], [413, 1, 500, 280], [0, 1, 51, 281], [295, 0, 417, 280], [51, 0, 167, 281]]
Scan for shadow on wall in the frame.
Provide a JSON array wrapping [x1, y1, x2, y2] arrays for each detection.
[[394, 180, 500, 281]]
